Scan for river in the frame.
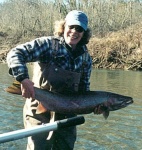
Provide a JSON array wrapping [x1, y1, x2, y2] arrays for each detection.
[[0, 64, 141, 150]]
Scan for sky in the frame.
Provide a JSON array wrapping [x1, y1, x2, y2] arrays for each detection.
[[0, 0, 5, 3]]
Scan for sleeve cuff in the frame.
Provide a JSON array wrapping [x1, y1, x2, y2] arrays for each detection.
[[16, 74, 29, 82]]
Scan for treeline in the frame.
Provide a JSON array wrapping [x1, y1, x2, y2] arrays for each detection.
[[0, 0, 142, 37], [0, 0, 142, 70]]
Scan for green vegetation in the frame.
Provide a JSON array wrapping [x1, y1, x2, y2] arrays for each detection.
[[0, 0, 142, 70]]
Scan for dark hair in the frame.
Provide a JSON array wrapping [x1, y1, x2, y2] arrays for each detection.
[[54, 20, 92, 44]]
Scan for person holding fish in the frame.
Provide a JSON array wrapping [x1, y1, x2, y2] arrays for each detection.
[[6, 10, 95, 150]]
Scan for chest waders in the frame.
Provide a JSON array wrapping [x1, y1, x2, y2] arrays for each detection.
[[39, 63, 81, 93], [37, 38, 83, 140], [39, 38, 83, 93]]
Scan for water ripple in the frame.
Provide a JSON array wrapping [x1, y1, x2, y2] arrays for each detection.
[[0, 65, 142, 150]]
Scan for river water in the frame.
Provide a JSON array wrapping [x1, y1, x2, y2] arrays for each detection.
[[0, 64, 141, 150]]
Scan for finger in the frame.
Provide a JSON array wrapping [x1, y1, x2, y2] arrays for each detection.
[[27, 86, 35, 99], [22, 91, 29, 98], [21, 88, 31, 99]]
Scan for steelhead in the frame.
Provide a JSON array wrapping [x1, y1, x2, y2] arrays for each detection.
[[34, 87, 133, 118], [5, 81, 133, 119]]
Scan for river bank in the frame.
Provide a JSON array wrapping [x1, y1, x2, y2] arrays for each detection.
[[0, 22, 142, 70]]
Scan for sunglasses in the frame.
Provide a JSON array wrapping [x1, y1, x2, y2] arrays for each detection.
[[68, 25, 84, 33]]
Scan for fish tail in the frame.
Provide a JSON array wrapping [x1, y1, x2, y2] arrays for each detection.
[[4, 80, 22, 95]]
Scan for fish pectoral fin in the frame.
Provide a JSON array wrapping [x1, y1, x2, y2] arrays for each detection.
[[103, 110, 109, 119], [94, 105, 103, 114], [94, 105, 107, 115], [94, 105, 110, 119]]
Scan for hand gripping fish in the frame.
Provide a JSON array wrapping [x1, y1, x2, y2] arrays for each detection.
[[5, 81, 133, 119]]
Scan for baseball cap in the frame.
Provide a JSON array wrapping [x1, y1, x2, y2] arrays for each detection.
[[65, 10, 88, 31]]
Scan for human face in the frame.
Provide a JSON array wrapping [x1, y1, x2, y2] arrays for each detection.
[[64, 24, 84, 48]]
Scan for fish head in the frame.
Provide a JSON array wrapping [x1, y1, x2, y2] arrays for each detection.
[[95, 93, 133, 119], [104, 94, 133, 111]]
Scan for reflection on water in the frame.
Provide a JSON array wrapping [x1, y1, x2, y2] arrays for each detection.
[[0, 64, 142, 150]]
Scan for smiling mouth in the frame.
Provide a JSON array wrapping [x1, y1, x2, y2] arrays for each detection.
[[69, 34, 78, 40]]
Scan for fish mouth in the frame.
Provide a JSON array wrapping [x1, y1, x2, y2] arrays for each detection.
[[125, 99, 134, 105], [109, 98, 133, 111]]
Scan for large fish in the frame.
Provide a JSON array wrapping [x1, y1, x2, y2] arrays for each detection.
[[5, 81, 133, 119]]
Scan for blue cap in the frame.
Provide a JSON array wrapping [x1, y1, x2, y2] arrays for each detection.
[[65, 10, 88, 31]]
